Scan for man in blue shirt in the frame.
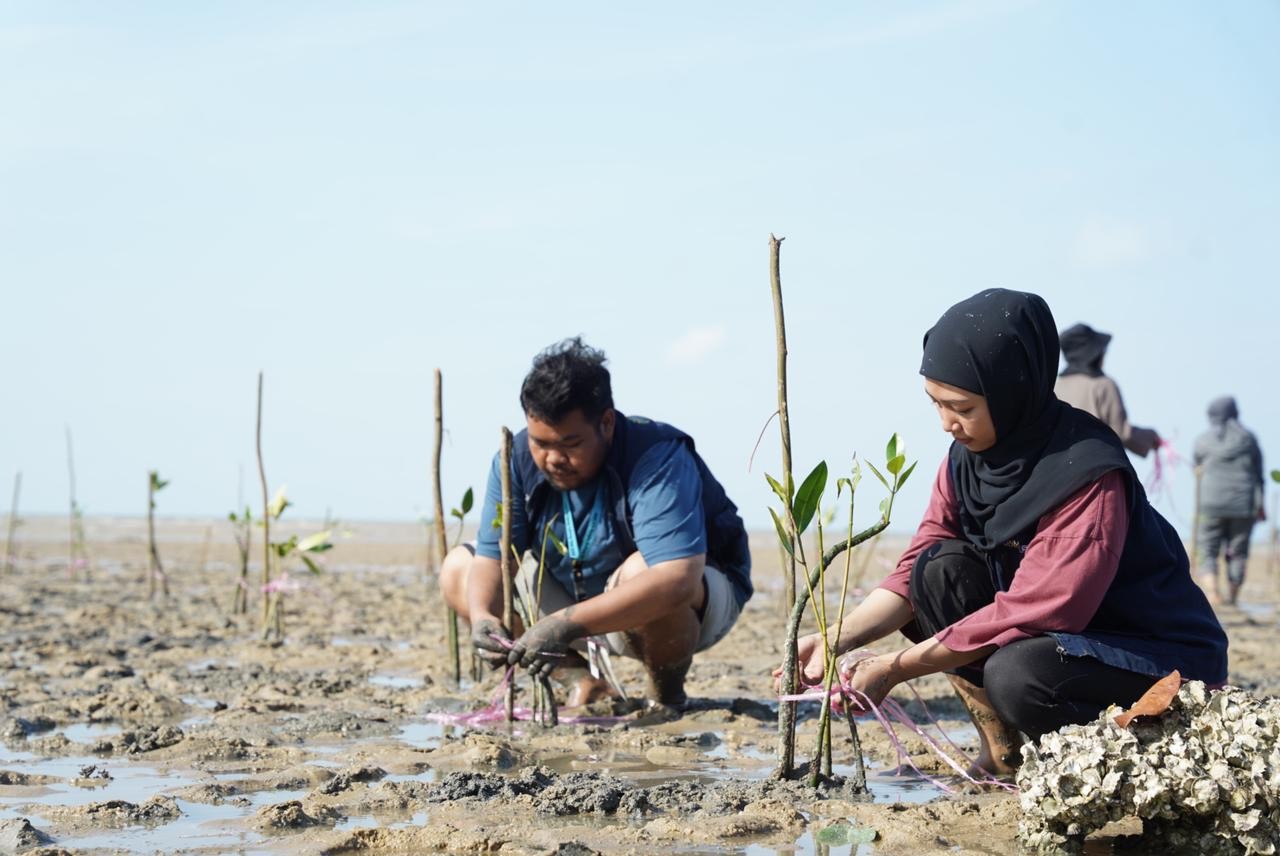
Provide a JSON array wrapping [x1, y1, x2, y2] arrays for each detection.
[[439, 338, 751, 710]]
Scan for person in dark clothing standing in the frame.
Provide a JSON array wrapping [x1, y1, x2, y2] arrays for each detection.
[[1055, 323, 1161, 457], [786, 290, 1227, 777], [440, 338, 751, 711], [1194, 396, 1266, 606]]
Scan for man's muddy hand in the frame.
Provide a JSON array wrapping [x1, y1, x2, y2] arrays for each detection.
[[471, 616, 513, 668], [509, 612, 586, 679]]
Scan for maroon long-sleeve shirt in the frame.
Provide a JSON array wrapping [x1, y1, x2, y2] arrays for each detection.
[[879, 458, 1130, 653]]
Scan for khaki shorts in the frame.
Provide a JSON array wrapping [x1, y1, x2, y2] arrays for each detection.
[[513, 556, 741, 658]]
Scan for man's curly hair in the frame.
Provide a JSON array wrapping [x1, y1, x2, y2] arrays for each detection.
[[519, 337, 614, 425]]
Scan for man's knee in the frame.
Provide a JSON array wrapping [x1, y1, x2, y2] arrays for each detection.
[[439, 545, 475, 614]]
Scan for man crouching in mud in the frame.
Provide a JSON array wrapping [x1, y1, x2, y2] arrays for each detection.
[[440, 337, 752, 713]]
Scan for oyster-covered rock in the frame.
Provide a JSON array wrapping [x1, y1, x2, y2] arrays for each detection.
[[1017, 682, 1280, 855]]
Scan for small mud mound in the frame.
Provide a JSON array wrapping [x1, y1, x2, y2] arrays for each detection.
[[46, 796, 181, 830], [0, 817, 52, 851], [316, 765, 387, 795], [91, 724, 184, 754], [0, 770, 56, 786], [253, 799, 335, 831]]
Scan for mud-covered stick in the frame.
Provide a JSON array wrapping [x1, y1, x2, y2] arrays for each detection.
[[769, 234, 797, 617], [433, 369, 461, 683], [775, 517, 888, 780], [499, 427, 515, 722], [256, 372, 271, 628], [3, 471, 19, 575]]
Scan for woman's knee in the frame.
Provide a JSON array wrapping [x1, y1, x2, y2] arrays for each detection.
[[983, 642, 1054, 736]]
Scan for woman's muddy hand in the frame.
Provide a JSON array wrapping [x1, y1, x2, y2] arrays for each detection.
[[837, 651, 897, 710]]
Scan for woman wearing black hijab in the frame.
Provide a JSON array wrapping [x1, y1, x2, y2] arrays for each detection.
[[791, 289, 1228, 775]]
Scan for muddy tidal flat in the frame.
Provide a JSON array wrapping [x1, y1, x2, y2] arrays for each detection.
[[2, 516, 1277, 855]]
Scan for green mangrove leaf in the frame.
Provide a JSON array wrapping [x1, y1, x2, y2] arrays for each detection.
[[769, 507, 794, 557], [815, 822, 878, 845], [866, 461, 890, 491], [268, 486, 290, 520], [460, 487, 474, 514], [296, 531, 332, 553], [886, 453, 906, 476], [765, 473, 791, 507], [544, 526, 568, 556], [1271, 469, 1280, 484], [300, 554, 323, 575], [885, 432, 903, 464], [897, 459, 919, 490], [793, 461, 828, 535]]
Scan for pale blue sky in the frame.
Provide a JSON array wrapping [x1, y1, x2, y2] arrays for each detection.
[[3, 1, 1277, 538]]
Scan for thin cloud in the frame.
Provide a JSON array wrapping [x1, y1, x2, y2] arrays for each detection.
[[664, 324, 728, 367], [1073, 217, 1151, 269]]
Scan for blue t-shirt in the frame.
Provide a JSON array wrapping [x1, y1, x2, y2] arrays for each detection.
[[475, 439, 706, 600]]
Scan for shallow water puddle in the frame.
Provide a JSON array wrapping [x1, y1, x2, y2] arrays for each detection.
[[368, 673, 425, 689], [60, 797, 270, 854]]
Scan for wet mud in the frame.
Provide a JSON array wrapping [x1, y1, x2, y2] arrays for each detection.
[[1, 517, 1275, 854]]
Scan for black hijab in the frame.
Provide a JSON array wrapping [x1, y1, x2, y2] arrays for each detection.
[[921, 289, 1134, 551], [1058, 323, 1112, 378]]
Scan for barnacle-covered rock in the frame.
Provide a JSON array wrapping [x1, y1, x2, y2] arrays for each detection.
[[1017, 682, 1280, 854]]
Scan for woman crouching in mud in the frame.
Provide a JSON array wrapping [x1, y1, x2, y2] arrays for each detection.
[[792, 288, 1228, 776]]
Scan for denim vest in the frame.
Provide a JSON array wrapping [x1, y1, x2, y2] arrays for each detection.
[[967, 460, 1229, 683], [512, 413, 753, 608]]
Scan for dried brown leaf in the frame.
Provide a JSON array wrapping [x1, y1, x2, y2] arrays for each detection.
[[1113, 670, 1181, 728]]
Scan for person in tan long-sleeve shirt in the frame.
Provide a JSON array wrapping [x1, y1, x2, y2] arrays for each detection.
[[1055, 323, 1160, 457]]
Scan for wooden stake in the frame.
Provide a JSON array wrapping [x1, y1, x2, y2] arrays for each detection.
[[256, 372, 271, 629], [433, 369, 461, 682], [499, 427, 515, 722], [768, 233, 803, 778], [3, 472, 20, 575], [146, 472, 167, 598]]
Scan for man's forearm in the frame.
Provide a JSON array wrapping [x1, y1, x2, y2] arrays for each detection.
[[550, 557, 703, 636], [465, 555, 506, 622]]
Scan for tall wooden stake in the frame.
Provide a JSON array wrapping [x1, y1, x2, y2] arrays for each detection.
[[146, 472, 168, 599], [3, 471, 20, 574], [65, 426, 87, 578], [499, 427, 515, 722], [769, 234, 797, 614], [769, 234, 802, 777], [256, 372, 271, 628], [433, 369, 461, 682]]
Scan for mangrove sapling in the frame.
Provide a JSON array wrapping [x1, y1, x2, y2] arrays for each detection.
[[770, 435, 916, 784], [432, 369, 462, 684], [228, 507, 252, 614], [146, 471, 170, 599], [3, 471, 20, 574], [259, 486, 333, 641]]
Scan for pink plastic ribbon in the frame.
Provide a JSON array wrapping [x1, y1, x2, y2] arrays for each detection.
[[261, 571, 302, 595], [779, 653, 1018, 793], [425, 665, 626, 728]]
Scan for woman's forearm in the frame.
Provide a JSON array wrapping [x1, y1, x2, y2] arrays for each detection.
[[833, 588, 914, 653]]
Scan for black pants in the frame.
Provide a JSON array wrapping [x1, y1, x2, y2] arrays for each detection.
[[904, 539, 1159, 740]]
